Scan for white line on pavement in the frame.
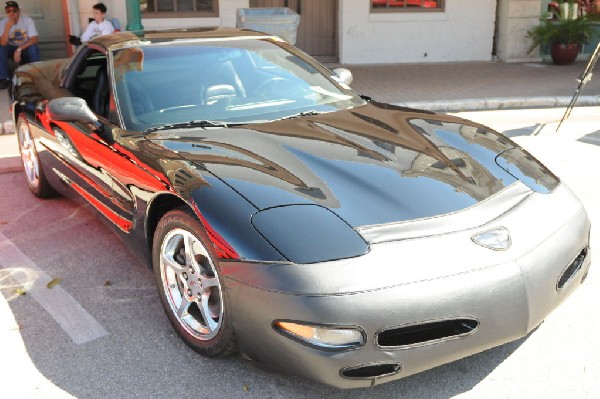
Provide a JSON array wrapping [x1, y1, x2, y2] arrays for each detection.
[[0, 231, 108, 345]]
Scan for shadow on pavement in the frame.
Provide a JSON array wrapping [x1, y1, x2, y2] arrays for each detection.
[[578, 131, 600, 146]]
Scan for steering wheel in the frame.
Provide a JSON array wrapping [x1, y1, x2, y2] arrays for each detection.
[[257, 77, 298, 98]]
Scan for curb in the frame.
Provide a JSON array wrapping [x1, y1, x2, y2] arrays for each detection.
[[395, 95, 600, 112], [2, 120, 14, 134], [0, 155, 21, 174]]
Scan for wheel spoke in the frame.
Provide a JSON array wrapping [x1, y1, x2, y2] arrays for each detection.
[[183, 233, 197, 267], [199, 292, 219, 331], [177, 295, 192, 319], [201, 276, 219, 290], [162, 251, 185, 274]]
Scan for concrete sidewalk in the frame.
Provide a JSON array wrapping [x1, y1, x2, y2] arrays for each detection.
[[0, 87, 18, 174], [340, 60, 600, 111]]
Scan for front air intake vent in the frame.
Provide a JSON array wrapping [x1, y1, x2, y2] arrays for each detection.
[[557, 247, 588, 291], [377, 318, 479, 348], [340, 362, 401, 380]]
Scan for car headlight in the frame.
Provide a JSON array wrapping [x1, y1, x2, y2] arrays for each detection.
[[273, 321, 365, 350], [251, 204, 369, 264]]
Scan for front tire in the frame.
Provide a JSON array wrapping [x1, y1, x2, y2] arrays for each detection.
[[152, 208, 236, 357], [16, 114, 56, 198]]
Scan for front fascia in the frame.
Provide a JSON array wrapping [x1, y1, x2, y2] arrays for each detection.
[[221, 184, 591, 388], [220, 183, 589, 295]]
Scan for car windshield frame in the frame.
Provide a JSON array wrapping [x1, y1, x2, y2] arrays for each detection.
[[110, 37, 365, 133]]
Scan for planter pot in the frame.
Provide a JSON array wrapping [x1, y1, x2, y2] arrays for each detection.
[[550, 43, 580, 65]]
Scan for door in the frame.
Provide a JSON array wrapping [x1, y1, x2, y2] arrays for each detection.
[[249, 0, 338, 62], [19, 0, 68, 60]]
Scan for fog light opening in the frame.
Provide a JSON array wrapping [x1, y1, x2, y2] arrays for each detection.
[[557, 247, 588, 291], [273, 321, 365, 351], [377, 318, 479, 348], [340, 362, 402, 380]]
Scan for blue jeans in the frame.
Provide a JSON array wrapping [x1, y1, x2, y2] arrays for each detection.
[[0, 44, 40, 80]]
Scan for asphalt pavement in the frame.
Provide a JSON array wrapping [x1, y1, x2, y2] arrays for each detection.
[[1, 61, 600, 398]]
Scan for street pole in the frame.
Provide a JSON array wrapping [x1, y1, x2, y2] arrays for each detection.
[[125, 0, 144, 32]]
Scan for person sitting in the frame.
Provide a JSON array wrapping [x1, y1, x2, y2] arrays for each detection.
[[0, 1, 40, 89], [77, 3, 114, 44]]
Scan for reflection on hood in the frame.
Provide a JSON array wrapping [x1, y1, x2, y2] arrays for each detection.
[[149, 102, 558, 227]]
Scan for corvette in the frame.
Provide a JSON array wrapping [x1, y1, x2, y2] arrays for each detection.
[[12, 28, 591, 388]]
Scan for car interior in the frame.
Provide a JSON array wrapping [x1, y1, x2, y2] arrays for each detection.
[[112, 45, 307, 130], [65, 41, 357, 132]]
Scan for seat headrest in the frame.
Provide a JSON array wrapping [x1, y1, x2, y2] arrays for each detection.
[[205, 84, 236, 105]]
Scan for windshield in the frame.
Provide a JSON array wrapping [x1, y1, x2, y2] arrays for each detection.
[[111, 38, 364, 131]]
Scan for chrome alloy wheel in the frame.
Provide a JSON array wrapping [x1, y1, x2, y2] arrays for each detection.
[[159, 228, 223, 340], [18, 118, 40, 190]]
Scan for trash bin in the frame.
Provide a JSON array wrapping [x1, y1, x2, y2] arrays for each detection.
[[236, 7, 300, 44]]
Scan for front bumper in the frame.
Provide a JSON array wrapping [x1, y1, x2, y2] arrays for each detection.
[[222, 183, 591, 388]]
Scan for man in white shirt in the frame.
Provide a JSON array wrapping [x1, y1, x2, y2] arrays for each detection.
[[81, 3, 115, 43], [0, 1, 40, 89]]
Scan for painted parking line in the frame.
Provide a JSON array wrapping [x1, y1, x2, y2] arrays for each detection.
[[0, 232, 108, 345]]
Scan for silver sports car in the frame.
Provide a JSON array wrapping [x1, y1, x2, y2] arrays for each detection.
[[13, 28, 591, 388]]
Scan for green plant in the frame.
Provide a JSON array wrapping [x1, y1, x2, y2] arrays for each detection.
[[527, 0, 594, 53]]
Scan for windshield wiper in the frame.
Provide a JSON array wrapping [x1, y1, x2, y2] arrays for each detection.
[[144, 120, 229, 134], [278, 110, 323, 121]]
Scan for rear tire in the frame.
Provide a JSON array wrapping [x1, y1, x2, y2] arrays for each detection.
[[16, 114, 56, 198], [152, 208, 236, 357]]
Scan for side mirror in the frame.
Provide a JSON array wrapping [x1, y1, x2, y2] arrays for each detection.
[[332, 68, 353, 86], [46, 97, 99, 126]]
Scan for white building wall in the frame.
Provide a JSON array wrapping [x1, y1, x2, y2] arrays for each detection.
[[73, 0, 244, 33], [339, 0, 497, 64], [141, 0, 248, 30], [72, 0, 504, 65]]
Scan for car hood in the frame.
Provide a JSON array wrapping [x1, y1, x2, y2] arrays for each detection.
[[146, 102, 558, 228]]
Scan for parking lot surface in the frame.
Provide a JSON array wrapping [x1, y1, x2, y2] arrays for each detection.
[[1, 107, 599, 398]]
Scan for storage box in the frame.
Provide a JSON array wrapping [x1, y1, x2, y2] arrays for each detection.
[[236, 7, 300, 44]]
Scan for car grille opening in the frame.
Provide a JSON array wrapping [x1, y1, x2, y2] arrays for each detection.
[[377, 318, 479, 348], [557, 247, 588, 291], [340, 362, 401, 379]]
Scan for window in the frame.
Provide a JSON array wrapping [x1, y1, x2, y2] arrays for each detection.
[[112, 39, 363, 131], [140, 0, 218, 17], [371, 0, 444, 12]]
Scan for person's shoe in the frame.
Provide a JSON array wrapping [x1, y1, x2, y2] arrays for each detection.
[[0, 79, 9, 90]]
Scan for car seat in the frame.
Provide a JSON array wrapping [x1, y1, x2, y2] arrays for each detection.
[[203, 60, 246, 104], [92, 64, 109, 117]]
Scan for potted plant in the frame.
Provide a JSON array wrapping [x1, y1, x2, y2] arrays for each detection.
[[527, 0, 594, 65]]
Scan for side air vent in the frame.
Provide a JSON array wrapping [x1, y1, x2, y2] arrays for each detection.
[[340, 362, 401, 380], [376, 318, 479, 348], [557, 247, 588, 291]]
